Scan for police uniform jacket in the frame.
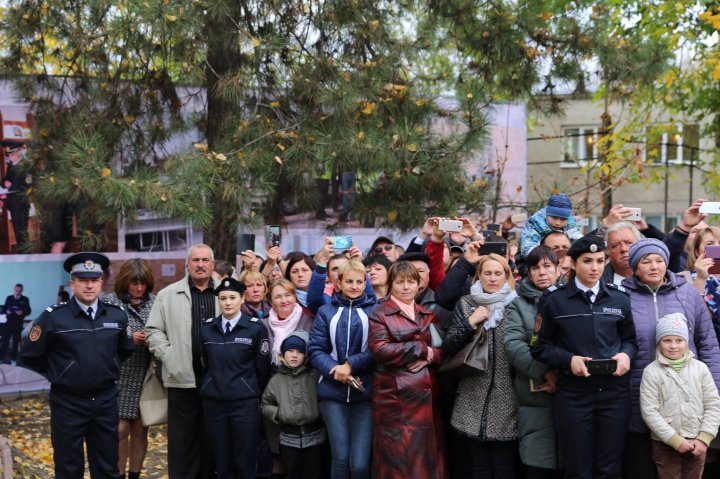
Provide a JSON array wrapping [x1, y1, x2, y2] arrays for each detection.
[[20, 299, 134, 394], [200, 313, 271, 401], [531, 280, 637, 388]]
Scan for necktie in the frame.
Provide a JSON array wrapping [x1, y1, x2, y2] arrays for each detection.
[[87, 307, 94, 319], [225, 322, 231, 336], [585, 290, 595, 303]]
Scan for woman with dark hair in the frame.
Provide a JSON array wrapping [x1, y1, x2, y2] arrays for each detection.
[[443, 253, 519, 478], [284, 253, 317, 307], [363, 254, 391, 301], [103, 259, 156, 479], [369, 261, 447, 478], [504, 246, 562, 478]]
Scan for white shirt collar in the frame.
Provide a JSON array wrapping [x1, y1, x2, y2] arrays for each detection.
[[222, 312, 242, 332], [574, 277, 600, 301], [75, 298, 99, 318]]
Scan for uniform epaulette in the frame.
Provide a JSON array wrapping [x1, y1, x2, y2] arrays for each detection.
[[205, 317, 214, 323], [542, 284, 563, 296], [103, 302, 125, 311], [45, 302, 68, 313], [607, 283, 628, 294]]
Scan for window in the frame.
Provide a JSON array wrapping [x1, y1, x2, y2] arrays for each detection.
[[561, 126, 599, 166], [646, 124, 699, 164]]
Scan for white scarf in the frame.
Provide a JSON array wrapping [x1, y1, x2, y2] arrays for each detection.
[[468, 282, 517, 330], [269, 303, 304, 365]]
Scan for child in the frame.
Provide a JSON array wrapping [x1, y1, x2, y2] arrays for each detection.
[[640, 312, 720, 479], [520, 193, 582, 258], [261, 331, 325, 479]]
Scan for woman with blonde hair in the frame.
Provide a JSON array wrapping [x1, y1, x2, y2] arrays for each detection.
[[443, 253, 519, 479], [103, 259, 156, 479]]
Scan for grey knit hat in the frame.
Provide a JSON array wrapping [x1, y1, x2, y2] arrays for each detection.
[[656, 312, 689, 343], [628, 238, 669, 272]]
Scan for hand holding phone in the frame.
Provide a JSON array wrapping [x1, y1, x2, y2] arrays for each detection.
[[586, 359, 617, 375], [699, 202, 720, 215], [265, 225, 281, 247], [625, 208, 642, 222], [706, 245, 720, 275], [438, 219, 463, 233]]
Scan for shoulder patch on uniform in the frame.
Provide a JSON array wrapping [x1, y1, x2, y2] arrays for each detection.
[[45, 302, 67, 312], [250, 317, 259, 322], [547, 285, 558, 293], [543, 284, 563, 296], [607, 283, 628, 294], [204, 317, 213, 323], [533, 312, 543, 333], [260, 339, 269, 355], [29, 325, 42, 342], [103, 302, 125, 311]]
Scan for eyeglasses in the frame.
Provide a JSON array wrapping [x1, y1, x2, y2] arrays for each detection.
[[374, 244, 395, 254]]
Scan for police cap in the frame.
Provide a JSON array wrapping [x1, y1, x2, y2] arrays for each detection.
[[63, 252, 110, 278], [214, 277, 246, 296], [567, 234, 606, 261]]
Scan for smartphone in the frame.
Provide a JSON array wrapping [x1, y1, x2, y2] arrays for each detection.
[[529, 378, 545, 393], [236, 233, 255, 253], [510, 213, 527, 224], [626, 208, 642, 221], [330, 236, 353, 252], [706, 245, 720, 275], [576, 217, 590, 227], [587, 359, 617, 375], [479, 241, 507, 256], [438, 219, 463, 233], [699, 202, 720, 215], [487, 223, 500, 232], [265, 225, 281, 247]]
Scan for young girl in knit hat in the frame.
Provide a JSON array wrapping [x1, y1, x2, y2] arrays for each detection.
[[520, 193, 583, 258], [640, 312, 720, 479]]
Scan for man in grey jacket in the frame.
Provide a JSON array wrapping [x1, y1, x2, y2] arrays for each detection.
[[146, 244, 219, 479]]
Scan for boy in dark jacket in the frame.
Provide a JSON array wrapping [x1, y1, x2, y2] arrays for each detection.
[[261, 331, 325, 479]]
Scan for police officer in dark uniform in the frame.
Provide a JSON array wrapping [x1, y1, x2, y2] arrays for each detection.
[[530, 235, 637, 479], [201, 277, 271, 479], [20, 252, 134, 479]]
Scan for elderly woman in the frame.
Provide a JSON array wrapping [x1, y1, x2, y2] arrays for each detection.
[[504, 246, 562, 477], [267, 279, 314, 365], [443, 253, 519, 479], [368, 261, 446, 479], [103, 259, 156, 479], [284, 253, 316, 307], [622, 238, 720, 478], [687, 226, 720, 341]]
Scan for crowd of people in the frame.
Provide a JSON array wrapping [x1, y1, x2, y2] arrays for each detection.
[[14, 192, 720, 479]]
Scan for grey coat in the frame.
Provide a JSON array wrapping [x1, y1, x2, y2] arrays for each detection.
[[504, 278, 559, 469], [444, 295, 518, 441]]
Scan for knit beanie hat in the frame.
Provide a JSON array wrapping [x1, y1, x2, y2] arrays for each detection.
[[628, 238, 669, 272], [546, 193, 573, 219], [281, 334, 307, 355], [656, 312, 689, 343]]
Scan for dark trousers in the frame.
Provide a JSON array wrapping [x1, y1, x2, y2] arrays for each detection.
[[653, 440, 706, 479], [50, 388, 119, 479], [168, 387, 214, 479], [466, 439, 518, 479], [555, 382, 629, 479], [526, 465, 563, 479], [203, 397, 260, 479], [280, 443, 325, 479], [623, 431, 657, 478], [0, 316, 22, 361]]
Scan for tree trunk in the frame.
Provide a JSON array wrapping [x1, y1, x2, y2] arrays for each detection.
[[599, 110, 613, 218]]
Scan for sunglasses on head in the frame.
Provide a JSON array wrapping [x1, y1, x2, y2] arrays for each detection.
[[374, 244, 395, 254]]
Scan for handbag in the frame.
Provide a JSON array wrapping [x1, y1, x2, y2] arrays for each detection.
[[439, 327, 489, 379], [139, 360, 168, 427]]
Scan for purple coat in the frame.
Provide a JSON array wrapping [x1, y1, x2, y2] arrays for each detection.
[[622, 271, 720, 433]]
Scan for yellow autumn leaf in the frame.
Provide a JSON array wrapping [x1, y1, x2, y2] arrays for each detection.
[[361, 102, 376, 115], [357, 131, 365, 140], [277, 143, 285, 151], [415, 127, 424, 134], [215, 153, 227, 161], [101, 168, 111, 178], [415, 98, 426, 107], [406, 143, 417, 152], [274, 156, 283, 165], [160, 193, 167, 201], [387, 210, 398, 221], [713, 63, 720, 82], [124, 115, 135, 125], [250, 37, 261, 48], [368, 19, 380, 30], [39, 128, 49, 137], [270, 101, 280, 108], [165, 14, 177, 22], [194, 143, 209, 152]]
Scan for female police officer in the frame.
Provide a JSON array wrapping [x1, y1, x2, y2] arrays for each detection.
[[531, 235, 637, 479], [200, 277, 271, 479]]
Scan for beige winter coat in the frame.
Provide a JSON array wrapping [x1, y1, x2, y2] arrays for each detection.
[[145, 276, 219, 388], [640, 350, 720, 449]]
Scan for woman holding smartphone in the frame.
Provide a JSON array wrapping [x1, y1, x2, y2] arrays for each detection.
[[531, 235, 637, 479], [687, 226, 720, 340]]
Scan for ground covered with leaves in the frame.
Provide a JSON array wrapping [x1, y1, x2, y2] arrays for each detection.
[[0, 395, 169, 478]]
